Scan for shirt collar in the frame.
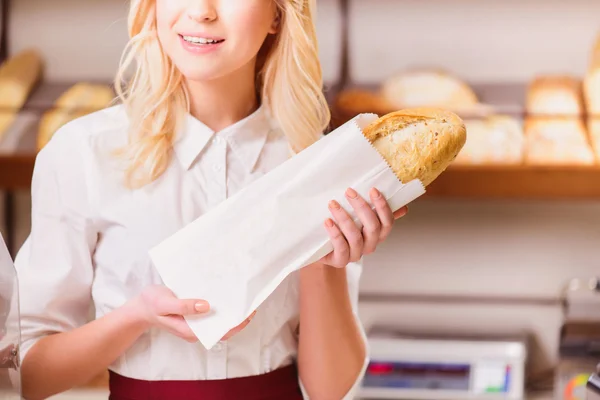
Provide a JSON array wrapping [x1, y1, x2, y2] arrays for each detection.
[[173, 103, 272, 171]]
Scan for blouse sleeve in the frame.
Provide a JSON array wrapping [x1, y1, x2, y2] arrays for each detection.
[[13, 124, 98, 365]]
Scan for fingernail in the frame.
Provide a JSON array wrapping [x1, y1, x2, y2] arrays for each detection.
[[370, 188, 382, 198], [325, 218, 334, 228], [345, 188, 358, 199], [195, 302, 210, 312], [329, 200, 341, 210], [395, 207, 408, 218]]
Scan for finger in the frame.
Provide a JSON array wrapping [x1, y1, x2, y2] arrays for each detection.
[[345, 188, 381, 255], [329, 200, 363, 262], [158, 315, 198, 343], [246, 310, 257, 323], [156, 296, 210, 317], [221, 311, 257, 341], [393, 206, 408, 220], [323, 218, 350, 267], [369, 188, 395, 241]]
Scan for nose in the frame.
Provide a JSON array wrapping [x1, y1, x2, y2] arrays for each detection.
[[187, 2, 218, 23]]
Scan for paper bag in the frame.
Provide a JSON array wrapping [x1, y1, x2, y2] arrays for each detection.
[[149, 114, 426, 349]]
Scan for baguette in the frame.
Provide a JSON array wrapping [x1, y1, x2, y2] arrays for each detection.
[[526, 76, 583, 117], [363, 108, 466, 186], [38, 83, 115, 150], [0, 49, 44, 139]]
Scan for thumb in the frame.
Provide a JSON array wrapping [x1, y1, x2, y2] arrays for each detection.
[[158, 296, 210, 316]]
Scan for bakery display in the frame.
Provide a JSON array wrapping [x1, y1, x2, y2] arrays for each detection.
[[362, 107, 467, 186], [37, 82, 115, 150], [0, 49, 43, 140], [454, 116, 524, 165], [526, 76, 584, 117], [524, 118, 594, 165]]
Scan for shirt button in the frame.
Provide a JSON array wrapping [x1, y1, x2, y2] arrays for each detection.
[[213, 164, 222, 172], [213, 342, 223, 351]]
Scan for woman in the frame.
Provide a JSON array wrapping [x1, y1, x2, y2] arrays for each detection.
[[16, 1, 408, 399]]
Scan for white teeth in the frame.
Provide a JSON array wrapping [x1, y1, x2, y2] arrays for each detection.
[[182, 36, 221, 44]]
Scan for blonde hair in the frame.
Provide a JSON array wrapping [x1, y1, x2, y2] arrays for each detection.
[[114, 0, 329, 188]]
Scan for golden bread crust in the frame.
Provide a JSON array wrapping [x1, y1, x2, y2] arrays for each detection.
[[363, 108, 467, 186]]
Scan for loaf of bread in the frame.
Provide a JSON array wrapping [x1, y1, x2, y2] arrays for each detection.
[[585, 34, 600, 118], [380, 70, 479, 111], [363, 108, 467, 186], [524, 118, 594, 165], [587, 118, 600, 161], [0, 49, 44, 139], [38, 83, 115, 150], [526, 76, 583, 117], [335, 88, 393, 117], [454, 116, 524, 165]]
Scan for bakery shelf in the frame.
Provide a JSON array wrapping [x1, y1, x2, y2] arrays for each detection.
[[0, 154, 35, 190], [426, 165, 600, 200], [4, 82, 600, 202], [8, 81, 115, 113]]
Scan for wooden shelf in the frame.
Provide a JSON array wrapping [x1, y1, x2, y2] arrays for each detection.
[[426, 165, 600, 200], [0, 154, 35, 190]]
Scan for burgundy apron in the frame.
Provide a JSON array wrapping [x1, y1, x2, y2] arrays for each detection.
[[108, 363, 304, 400]]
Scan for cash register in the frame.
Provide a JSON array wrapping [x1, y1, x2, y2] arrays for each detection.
[[359, 328, 527, 400]]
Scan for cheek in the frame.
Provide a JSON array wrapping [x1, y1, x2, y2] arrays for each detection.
[[223, 1, 276, 47], [155, 1, 180, 57]]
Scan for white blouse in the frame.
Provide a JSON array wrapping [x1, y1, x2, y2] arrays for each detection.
[[14, 104, 367, 398]]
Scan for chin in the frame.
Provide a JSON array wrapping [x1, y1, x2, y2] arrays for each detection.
[[178, 68, 221, 82], [179, 67, 224, 82], [175, 62, 233, 83]]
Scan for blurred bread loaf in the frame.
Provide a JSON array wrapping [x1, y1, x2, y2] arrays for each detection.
[[363, 108, 467, 186], [38, 82, 115, 150], [524, 118, 594, 165], [526, 76, 583, 117], [335, 88, 393, 117], [0, 49, 44, 139], [587, 118, 600, 161], [455, 116, 524, 165], [584, 34, 600, 117], [381, 70, 479, 110]]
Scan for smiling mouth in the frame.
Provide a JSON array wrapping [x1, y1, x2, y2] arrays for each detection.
[[180, 35, 225, 45]]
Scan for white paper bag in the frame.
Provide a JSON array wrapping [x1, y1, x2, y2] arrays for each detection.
[[149, 114, 426, 349]]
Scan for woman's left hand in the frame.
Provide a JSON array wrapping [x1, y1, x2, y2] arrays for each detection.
[[319, 187, 408, 268]]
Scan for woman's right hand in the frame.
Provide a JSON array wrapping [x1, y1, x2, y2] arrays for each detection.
[[133, 285, 256, 343], [133, 285, 211, 343]]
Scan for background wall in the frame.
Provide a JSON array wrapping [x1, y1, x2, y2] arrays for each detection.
[[6, 0, 600, 375]]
